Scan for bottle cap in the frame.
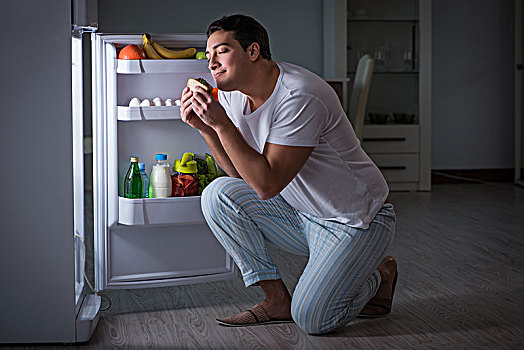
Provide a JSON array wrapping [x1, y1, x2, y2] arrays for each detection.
[[130, 156, 139, 162], [155, 153, 167, 161], [180, 152, 194, 165], [138, 162, 145, 170], [174, 159, 197, 173]]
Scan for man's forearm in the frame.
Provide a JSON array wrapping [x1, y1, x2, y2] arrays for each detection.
[[199, 128, 240, 178], [214, 123, 275, 198]]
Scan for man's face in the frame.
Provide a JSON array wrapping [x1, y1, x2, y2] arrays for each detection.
[[206, 30, 251, 91]]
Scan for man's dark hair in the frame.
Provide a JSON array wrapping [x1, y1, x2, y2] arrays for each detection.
[[207, 14, 272, 61]]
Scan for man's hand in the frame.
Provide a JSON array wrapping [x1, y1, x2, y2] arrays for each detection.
[[180, 85, 241, 178], [180, 86, 212, 132], [188, 86, 231, 131]]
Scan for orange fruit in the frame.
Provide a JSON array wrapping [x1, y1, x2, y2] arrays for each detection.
[[118, 44, 146, 60]]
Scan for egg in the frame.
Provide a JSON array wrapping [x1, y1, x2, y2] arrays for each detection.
[[129, 97, 141, 107], [153, 97, 164, 106], [165, 98, 174, 106], [175, 99, 181, 107], [140, 98, 152, 107]]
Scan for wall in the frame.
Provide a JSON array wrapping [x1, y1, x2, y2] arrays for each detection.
[[97, 0, 517, 171], [97, 0, 324, 74], [432, 0, 515, 170]]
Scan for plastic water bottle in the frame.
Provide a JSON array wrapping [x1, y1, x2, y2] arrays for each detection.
[[150, 153, 172, 198], [138, 162, 149, 198], [124, 156, 143, 198]]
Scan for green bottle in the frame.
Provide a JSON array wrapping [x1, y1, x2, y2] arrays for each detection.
[[124, 156, 143, 198]]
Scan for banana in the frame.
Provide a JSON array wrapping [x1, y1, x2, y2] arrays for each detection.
[[142, 34, 163, 59], [153, 43, 197, 59], [143, 33, 197, 59]]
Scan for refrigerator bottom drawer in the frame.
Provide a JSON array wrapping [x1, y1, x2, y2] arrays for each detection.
[[106, 223, 236, 288], [119, 195, 205, 225]]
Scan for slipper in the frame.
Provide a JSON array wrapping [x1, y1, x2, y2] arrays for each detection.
[[358, 271, 398, 318], [216, 304, 294, 327]]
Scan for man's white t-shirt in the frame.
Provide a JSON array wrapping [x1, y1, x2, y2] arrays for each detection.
[[218, 61, 389, 229]]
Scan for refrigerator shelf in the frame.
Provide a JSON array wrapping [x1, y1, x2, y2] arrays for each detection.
[[117, 106, 181, 121], [117, 59, 210, 74], [118, 195, 205, 225]]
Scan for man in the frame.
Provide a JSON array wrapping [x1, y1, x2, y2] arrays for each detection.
[[180, 14, 397, 335]]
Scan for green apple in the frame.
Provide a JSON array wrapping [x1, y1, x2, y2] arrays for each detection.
[[195, 51, 207, 60]]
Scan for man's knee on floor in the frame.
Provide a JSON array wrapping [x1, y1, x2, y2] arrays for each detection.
[[291, 301, 341, 335]]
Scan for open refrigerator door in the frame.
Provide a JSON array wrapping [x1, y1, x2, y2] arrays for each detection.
[[72, 33, 102, 343], [91, 33, 237, 292]]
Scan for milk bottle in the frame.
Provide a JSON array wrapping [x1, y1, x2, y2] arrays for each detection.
[[150, 153, 172, 198]]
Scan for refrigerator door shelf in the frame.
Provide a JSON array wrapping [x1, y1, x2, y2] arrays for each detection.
[[118, 105, 181, 121], [117, 58, 209, 74], [119, 195, 205, 225]]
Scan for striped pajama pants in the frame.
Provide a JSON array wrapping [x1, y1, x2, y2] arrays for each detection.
[[201, 177, 396, 334]]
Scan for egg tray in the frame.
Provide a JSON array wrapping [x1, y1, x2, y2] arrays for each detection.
[[117, 105, 181, 121]]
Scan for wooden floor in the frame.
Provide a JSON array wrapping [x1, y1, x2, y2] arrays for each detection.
[[11, 183, 524, 349]]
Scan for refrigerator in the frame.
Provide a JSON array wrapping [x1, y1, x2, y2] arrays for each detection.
[[90, 33, 236, 291], [1, 0, 101, 344], [0, 0, 235, 344]]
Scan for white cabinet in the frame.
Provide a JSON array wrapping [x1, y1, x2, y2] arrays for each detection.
[[324, 0, 431, 191], [348, 0, 431, 191], [362, 125, 421, 191], [92, 34, 236, 291]]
